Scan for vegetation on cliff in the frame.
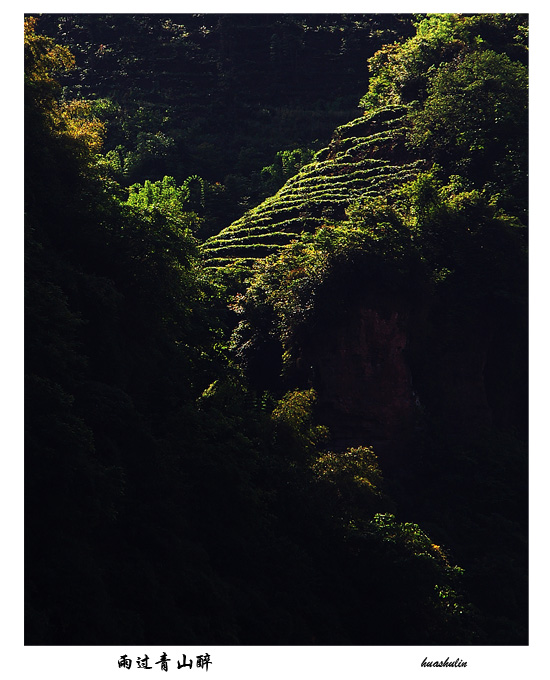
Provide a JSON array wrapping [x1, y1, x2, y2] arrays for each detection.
[[25, 14, 527, 646]]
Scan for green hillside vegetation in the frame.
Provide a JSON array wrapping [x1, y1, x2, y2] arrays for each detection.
[[25, 13, 528, 647], [204, 13, 526, 275], [36, 13, 416, 237], [202, 105, 423, 268]]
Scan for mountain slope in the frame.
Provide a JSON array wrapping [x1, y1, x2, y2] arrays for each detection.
[[210, 14, 528, 645], [202, 105, 423, 268]]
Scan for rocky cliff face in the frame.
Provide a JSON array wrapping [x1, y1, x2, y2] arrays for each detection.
[[301, 302, 414, 450], [209, 98, 526, 456], [292, 289, 507, 465]]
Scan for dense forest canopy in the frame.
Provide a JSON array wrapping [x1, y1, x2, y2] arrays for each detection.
[[25, 13, 527, 646]]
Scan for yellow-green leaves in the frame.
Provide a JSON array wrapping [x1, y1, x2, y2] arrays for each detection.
[[25, 18, 105, 163], [25, 16, 75, 90], [271, 388, 329, 455]]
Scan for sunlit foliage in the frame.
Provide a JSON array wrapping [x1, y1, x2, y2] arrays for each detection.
[[25, 14, 527, 646]]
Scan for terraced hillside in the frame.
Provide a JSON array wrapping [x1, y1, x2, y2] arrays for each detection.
[[202, 105, 424, 270]]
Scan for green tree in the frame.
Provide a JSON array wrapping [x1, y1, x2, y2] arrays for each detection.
[[25, 17, 105, 160], [358, 13, 528, 217], [260, 148, 315, 196], [360, 13, 527, 111], [409, 50, 527, 214], [271, 388, 328, 457], [126, 175, 204, 223]]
